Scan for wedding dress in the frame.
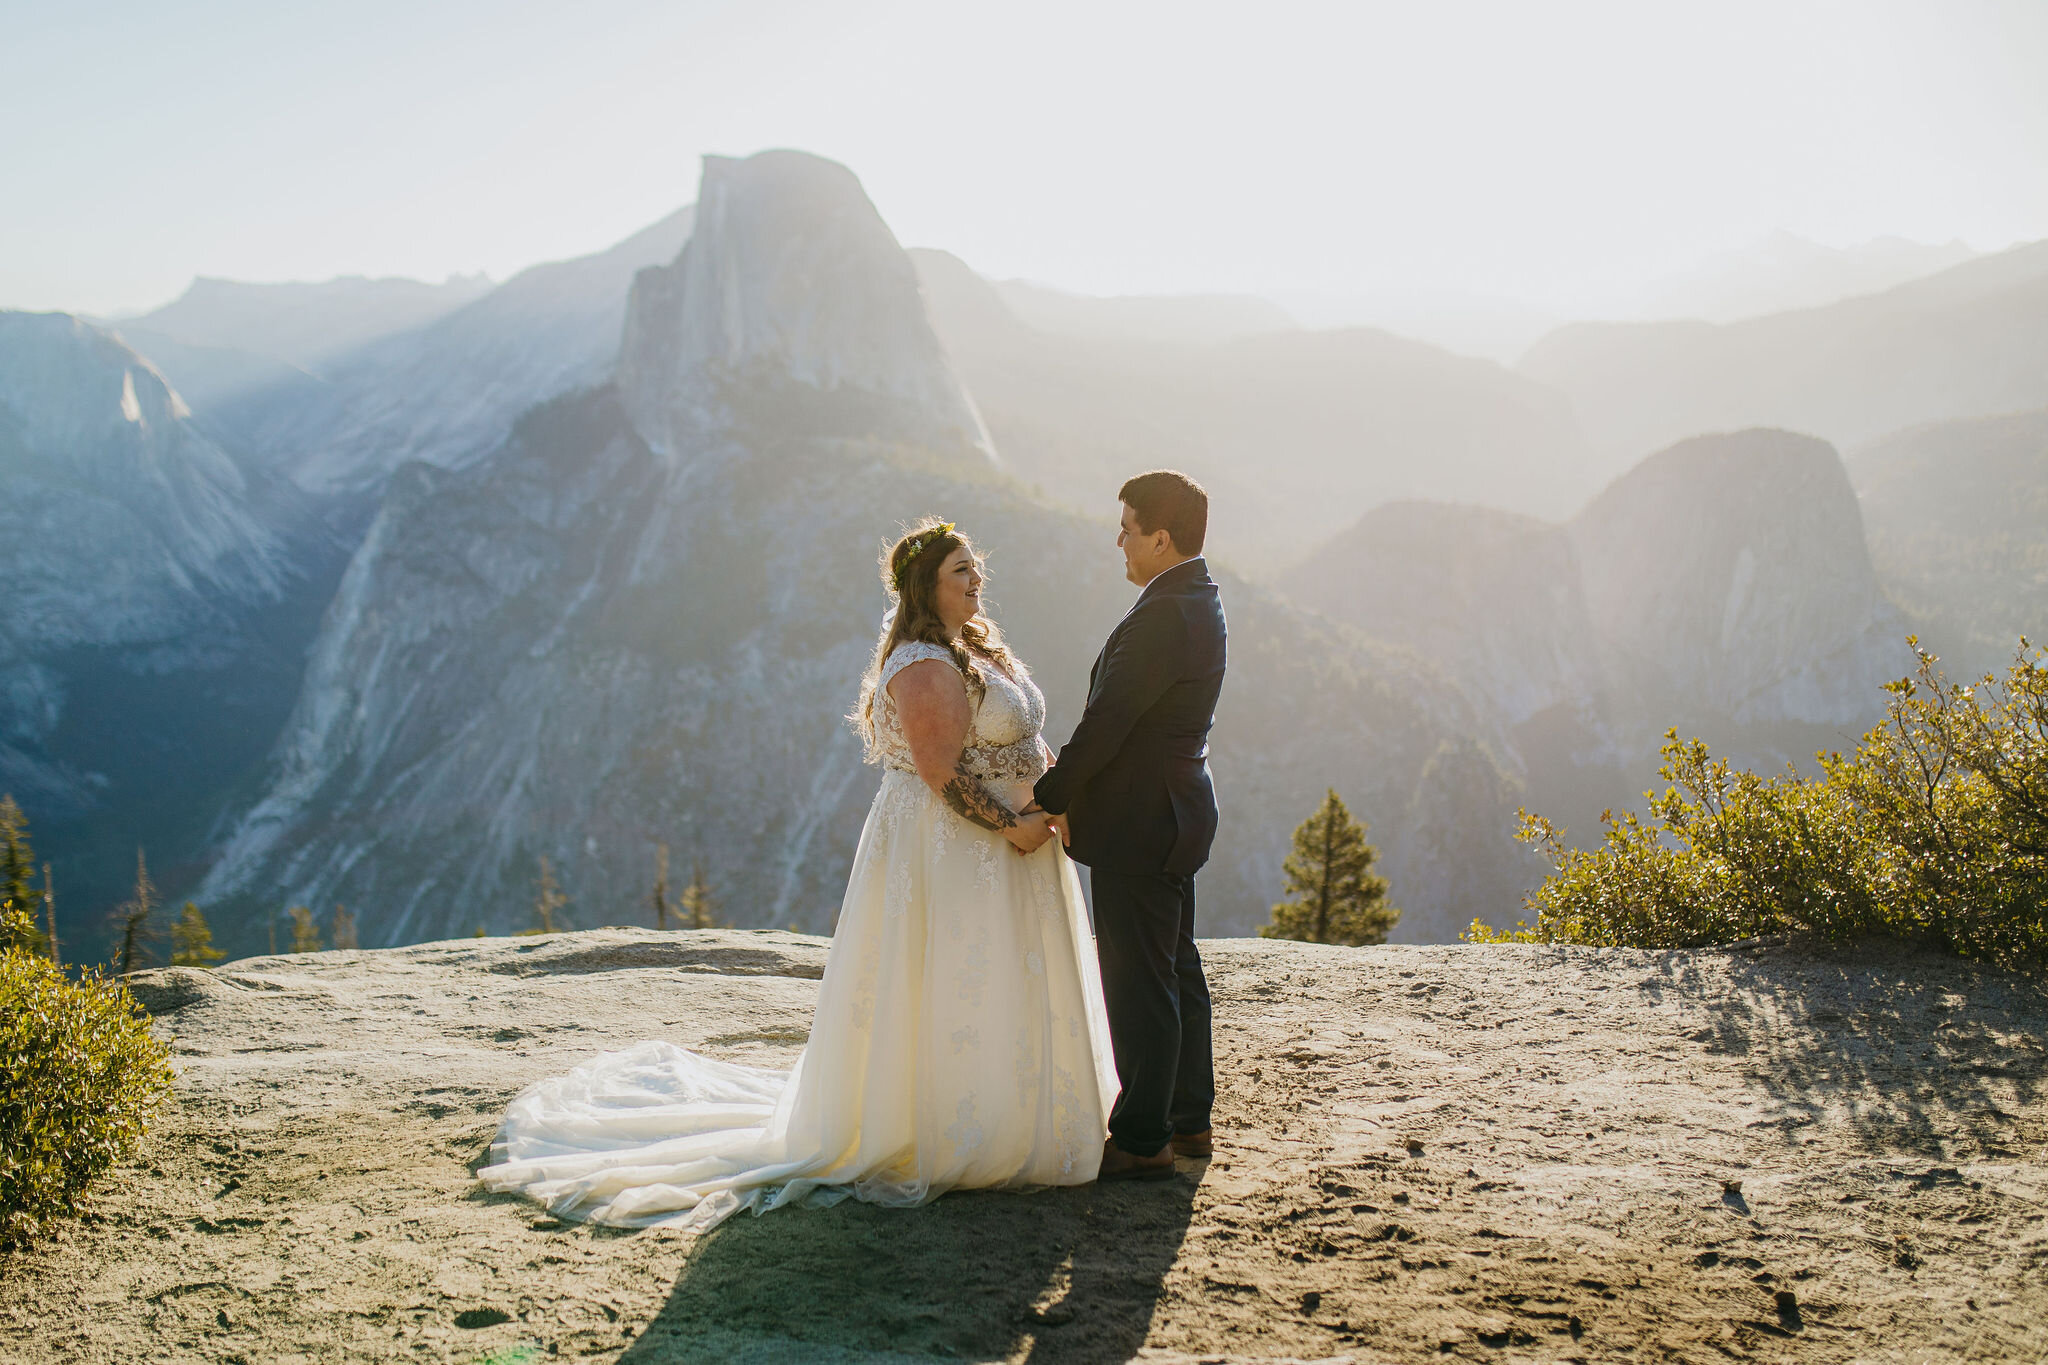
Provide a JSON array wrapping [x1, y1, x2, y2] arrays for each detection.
[[479, 641, 1118, 1229]]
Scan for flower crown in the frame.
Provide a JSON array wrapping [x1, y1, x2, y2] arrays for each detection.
[[892, 523, 955, 592]]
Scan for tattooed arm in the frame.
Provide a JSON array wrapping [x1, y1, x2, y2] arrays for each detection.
[[890, 658, 1054, 853], [940, 751, 1018, 831]]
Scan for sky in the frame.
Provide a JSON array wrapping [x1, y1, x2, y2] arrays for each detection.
[[4, 0, 2046, 320]]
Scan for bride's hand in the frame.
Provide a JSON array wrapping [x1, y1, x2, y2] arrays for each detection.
[[1005, 811, 1055, 855]]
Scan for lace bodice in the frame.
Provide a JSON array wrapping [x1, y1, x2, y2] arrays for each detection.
[[872, 641, 1048, 786]]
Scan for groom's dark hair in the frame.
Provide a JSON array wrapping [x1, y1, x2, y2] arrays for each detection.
[[1118, 469, 1207, 555]]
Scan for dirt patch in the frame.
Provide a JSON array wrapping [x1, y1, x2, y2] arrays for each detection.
[[3, 927, 2044, 1362]]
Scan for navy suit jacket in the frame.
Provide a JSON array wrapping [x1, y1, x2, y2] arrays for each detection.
[[1033, 557, 1227, 876]]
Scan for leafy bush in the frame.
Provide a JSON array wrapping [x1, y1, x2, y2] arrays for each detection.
[[0, 951, 175, 1248], [1476, 640, 2048, 971]]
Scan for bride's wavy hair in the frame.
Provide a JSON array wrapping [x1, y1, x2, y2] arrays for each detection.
[[853, 517, 1020, 760]]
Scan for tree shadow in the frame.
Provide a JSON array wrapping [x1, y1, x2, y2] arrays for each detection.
[[617, 1168, 1200, 1363], [1640, 938, 2047, 1159]]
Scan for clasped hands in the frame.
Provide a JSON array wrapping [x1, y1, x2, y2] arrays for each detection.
[[1004, 801, 1071, 856]]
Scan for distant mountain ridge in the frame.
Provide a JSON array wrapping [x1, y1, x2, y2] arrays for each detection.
[[1522, 238, 2048, 476], [130, 273, 494, 374], [912, 248, 1597, 574], [988, 279, 1296, 346], [122, 208, 696, 497], [1630, 231, 1978, 324]]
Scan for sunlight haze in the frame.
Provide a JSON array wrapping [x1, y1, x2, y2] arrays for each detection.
[[4, 0, 2045, 326]]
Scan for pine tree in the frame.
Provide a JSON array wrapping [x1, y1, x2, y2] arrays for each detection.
[[528, 856, 567, 935], [650, 844, 671, 931], [115, 849, 159, 975], [170, 902, 225, 967], [679, 858, 718, 930], [287, 905, 323, 953], [42, 863, 59, 966], [1259, 789, 1400, 946], [0, 794, 47, 955], [330, 905, 359, 951], [0, 794, 33, 920]]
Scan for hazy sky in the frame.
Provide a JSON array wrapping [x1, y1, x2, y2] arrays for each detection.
[[5, 0, 2045, 318]]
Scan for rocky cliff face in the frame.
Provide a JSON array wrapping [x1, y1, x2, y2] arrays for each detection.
[[1288, 429, 1912, 839], [1570, 429, 1907, 727], [622, 155, 993, 466], [0, 312, 289, 813], [198, 151, 1524, 950], [0, 314, 284, 643], [1848, 407, 2048, 679]]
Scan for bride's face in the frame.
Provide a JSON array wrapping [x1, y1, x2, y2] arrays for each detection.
[[933, 545, 984, 633]]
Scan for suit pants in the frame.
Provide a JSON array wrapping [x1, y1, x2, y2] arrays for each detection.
[[1090, 867, 1215, 1158]]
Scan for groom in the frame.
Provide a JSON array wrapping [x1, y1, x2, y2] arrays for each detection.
[[1030, 470, 1226, 1182]]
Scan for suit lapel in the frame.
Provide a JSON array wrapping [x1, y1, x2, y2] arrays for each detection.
[[1088, 558, 1204, 705]]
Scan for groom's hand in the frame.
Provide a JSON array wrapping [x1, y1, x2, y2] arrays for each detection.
[[1047, 813, 1071, 847]]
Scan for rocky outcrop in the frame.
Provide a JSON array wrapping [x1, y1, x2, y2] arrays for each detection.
[[1298, 428, 1907, 731], [197, 151, 1526, 950], [1287, 430, 1913, 840], [5, 929, 2040, 1362], [621, 153, 994, 466], [1570, 429, 1906, 727]]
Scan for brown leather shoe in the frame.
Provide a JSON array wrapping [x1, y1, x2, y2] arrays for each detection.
[[1098, 1139, 1176, 1183], [1170, 1129, 1213, 1159]]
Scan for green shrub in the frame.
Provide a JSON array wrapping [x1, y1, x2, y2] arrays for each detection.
[[0, 951, 175, 1248], [1478, 639, 2048, 972]]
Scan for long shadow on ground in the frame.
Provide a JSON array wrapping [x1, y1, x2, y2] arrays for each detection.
[[617, 1170, 1200, 1363], [1644, 939, 2048, 1158]]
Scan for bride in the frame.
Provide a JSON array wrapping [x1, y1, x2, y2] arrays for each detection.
[[479, 519, 1118, 1228]]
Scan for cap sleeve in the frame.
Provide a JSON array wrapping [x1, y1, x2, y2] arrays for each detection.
[[879, 640, 964, 694]]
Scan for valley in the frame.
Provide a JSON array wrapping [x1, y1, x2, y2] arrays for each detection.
[[3, 149, 2043, 960]]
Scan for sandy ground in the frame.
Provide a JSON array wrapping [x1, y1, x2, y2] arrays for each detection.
[[1, 928, 2044, 1364]]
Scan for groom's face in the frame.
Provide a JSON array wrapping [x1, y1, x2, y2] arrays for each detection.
[[1117, 501, 1174, 586]]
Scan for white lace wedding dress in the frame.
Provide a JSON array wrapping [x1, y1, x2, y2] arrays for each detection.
[[479, 641, 1117, 1229]]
